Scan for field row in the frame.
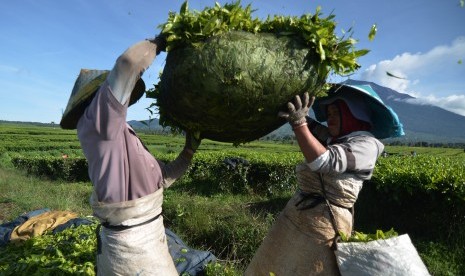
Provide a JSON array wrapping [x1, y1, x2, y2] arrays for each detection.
[[1, 122, 465, 275]]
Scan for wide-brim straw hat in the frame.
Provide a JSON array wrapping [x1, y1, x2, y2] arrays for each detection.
[[313, 83, 404, 139], [60, 69, 145, 129]]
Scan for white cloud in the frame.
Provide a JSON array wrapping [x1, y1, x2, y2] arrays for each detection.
[[404, 94, 465, 117], [360, 36, 465, 117], [0, 64, 31, 77]]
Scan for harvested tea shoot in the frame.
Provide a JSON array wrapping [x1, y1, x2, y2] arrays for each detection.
[[159, 1, 368, 77], [148, 1, 369, 144]]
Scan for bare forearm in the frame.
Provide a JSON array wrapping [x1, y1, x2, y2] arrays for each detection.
[[293, 123, 327, 162], [107, 40, 157, 105], [160, 149, 193, 188]]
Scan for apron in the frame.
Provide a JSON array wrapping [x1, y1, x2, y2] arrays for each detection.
[[90, 188, 178, 276], [245, 163, 363, 276]]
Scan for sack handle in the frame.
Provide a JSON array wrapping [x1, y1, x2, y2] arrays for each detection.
[[318, 173, 353, 251]]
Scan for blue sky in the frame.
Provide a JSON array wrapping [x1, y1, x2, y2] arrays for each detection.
[[1, 0, 464, 124]]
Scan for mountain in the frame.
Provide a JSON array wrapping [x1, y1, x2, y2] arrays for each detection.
[[127, 118, 170, 133], [129, 80, 465, 144]]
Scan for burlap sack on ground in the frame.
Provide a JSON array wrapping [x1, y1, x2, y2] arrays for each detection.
[[10, 211, 77, 243], [335, 234, 431, 276]]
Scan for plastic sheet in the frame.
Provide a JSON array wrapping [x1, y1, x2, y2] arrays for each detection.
[[335, 234, 431, 276]]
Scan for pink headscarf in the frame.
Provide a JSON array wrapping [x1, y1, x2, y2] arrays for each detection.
[[332, 99, 371, 139]]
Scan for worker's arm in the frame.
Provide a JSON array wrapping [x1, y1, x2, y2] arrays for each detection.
[[107, 37, 165, 105], [278, 93, 327, 162], [159, 132, 202, 188]]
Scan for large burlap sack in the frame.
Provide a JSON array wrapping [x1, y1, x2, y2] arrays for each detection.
[[92, 188, 177, 275], [97, 216, 177, 276], [335, 234, 431, 276], [156, 31, 326, 144], [245, 190, 353, 276], [245, 165, 363, 275]]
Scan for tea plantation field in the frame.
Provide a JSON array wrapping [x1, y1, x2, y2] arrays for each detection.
[[1, 122, 464, 275]]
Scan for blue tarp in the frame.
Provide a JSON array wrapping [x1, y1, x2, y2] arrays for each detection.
[[0, 208, 50, 246], [166, 228, 216, 275]]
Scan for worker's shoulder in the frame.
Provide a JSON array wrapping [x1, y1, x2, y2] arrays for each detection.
[[344, 131, 384, 149]]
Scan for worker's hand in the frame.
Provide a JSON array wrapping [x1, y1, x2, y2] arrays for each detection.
[[147, 35, 167, 55], [278, 92, 315, 127], [184, 131, 202, 153]]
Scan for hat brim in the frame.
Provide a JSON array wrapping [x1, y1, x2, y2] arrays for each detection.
[[60, 69, 145, 129], [313, 84, 404, 139]]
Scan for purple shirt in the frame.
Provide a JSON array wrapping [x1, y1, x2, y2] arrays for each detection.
[[77, 82, 163, 203]]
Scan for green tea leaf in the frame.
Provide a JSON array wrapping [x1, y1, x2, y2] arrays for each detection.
[[180, 1, 188, 14], [340, 228, 399, 243], [368, 24, 377, 41]]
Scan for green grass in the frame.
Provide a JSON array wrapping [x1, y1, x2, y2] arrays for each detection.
[[416, 240, 464, 275], [0, 167, 93, 223], [385, 145, 465, 158], [163, 183, 291, 269], [3, 165, 464, 275]]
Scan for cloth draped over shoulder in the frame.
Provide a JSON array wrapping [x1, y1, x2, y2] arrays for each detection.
[[297, 164, 364, 209]]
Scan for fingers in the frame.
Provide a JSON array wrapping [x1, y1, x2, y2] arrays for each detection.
[[302, 92, 309, 108], [186, 131, 200, 142], [287, 102, 296, 113], [153, 35, 167, 55], [193, 131, 201, 140], [294, 95, 302, 110], [298, 92, 315, 109], [278, 93, 312, 122], [292, 93, 311, 109], [278, 111, 289, 119], [185, 131, 202, 152], [308, 95, 316, 108]]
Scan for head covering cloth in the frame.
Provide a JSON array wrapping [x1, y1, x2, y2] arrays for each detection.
[[331, 99, 371, 138], [60, 69, 145, 129], [313, 83, 404, 139]]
